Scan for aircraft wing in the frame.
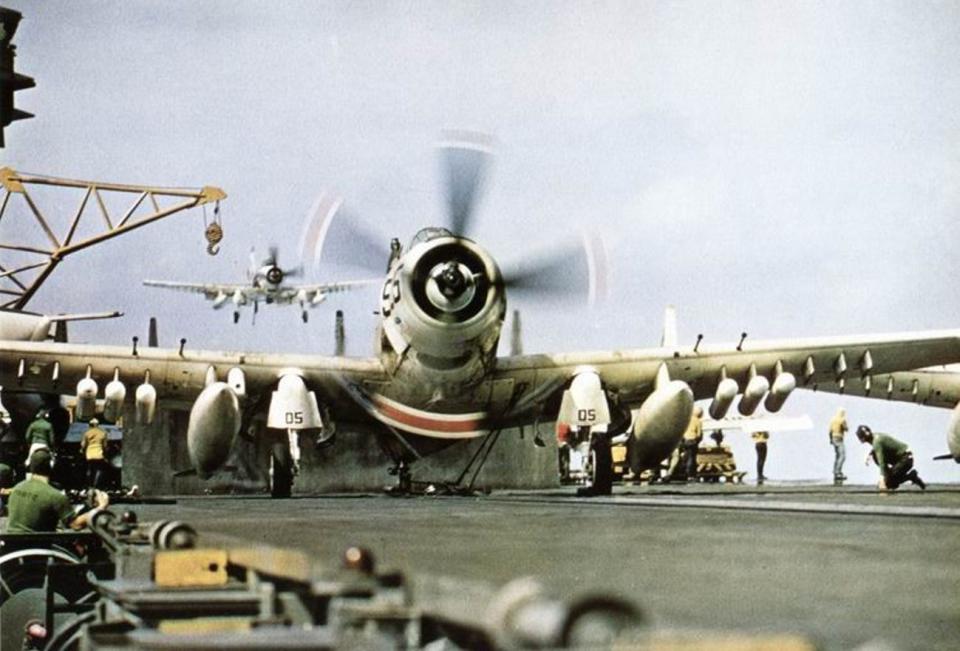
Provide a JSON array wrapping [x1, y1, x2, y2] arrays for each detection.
[[2, 329, 959, 438], [0, 340, 386, 421], [143, 280, 250, 301], [271, 279, 381, 303], [808, 365, 960, 410], [495, 329, 960, 418]]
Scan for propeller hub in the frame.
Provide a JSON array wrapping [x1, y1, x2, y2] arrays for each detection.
[[438, 262, 467, 298], [265, 266, 283, 285], [426, 260, 475, 312]]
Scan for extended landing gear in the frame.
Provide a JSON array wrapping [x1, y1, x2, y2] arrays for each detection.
[[269, 430, 301, 499], [580, 431, 613, 497], [269, 443, 293, 498], [233, 311, 240, 324]]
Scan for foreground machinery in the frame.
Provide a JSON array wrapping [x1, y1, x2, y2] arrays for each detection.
[[0, 509, 645, 650]]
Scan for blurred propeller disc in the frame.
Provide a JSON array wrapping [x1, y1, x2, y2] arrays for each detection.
[[502, 231, 608, 308], [300, 192, 390, 275], [438, 130, 494, 237]]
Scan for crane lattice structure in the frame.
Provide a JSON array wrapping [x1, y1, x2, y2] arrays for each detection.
[[0, 167, 226, 309]]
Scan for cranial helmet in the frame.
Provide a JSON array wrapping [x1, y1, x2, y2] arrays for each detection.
[[856, 424, 872, 441]]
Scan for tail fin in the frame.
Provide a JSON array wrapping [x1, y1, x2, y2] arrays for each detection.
[[660, 305, 677, 348]]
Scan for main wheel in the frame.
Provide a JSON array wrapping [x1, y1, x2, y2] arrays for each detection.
[[589, 432, 613, 496], [0, 547, 89, 651], [269, 441, 293, 498]]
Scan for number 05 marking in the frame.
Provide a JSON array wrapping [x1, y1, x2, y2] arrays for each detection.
[[285, 411, 304, 425]]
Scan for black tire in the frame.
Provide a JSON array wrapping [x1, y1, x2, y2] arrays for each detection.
[[558, 444, 571, 482], [589, 432, 613, 495], [0, 548, 89, 651], [269, 442, 293, 499]]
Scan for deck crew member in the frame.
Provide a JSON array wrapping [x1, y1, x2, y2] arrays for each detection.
[[752, 430, 769, 484], [24, 409, 55, 466], [855, 425, 926, 491], [682, 406, 704, 481], [828, 408, 848, 483], [5, 449, 109, 533], [81, 418, 109, 489]]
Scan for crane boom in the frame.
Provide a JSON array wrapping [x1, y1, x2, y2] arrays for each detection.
[[0, 167, 227, 308]]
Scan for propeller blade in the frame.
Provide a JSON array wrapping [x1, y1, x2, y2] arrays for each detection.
[[438, 131, 493, 237], [299, 192, 390, 274], [248, 247, 258, 280], [502, 232, 608, 308], [281, 265, 303, 279]]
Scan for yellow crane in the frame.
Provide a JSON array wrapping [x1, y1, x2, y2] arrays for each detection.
[[0, 167, 227, 310]]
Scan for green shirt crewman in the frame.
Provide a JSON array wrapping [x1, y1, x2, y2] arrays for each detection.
[[24, 410, 55, 464], [5, 449, 109, 533], [855, 425, 926, 491]]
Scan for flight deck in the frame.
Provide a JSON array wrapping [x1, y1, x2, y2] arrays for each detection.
[[115, 482, 960, 651]]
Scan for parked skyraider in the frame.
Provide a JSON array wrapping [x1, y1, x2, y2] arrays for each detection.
[[2, 137, 960, 496]]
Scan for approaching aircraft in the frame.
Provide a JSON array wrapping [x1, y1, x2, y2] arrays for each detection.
[[2, 136, 960, 497], [144, 247, 377, 324]]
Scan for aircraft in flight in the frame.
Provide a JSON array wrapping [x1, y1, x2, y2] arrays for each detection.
[[143, 246, 377, 324], [2, 135, 960, 497]]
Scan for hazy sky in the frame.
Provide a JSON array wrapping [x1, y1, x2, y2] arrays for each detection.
[[2, 1, 959, 482]]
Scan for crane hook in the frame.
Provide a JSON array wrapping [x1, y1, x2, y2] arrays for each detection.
[[205, 223, 222, 255], [204, 201, 224, 255]]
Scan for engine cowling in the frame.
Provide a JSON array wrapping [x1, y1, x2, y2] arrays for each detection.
[[630, 381, 694, 471], [186, 382, 241, 478], [380, 232, 504, 371]]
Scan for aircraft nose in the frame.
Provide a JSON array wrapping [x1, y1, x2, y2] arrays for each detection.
[[439, 262, 467, 298]]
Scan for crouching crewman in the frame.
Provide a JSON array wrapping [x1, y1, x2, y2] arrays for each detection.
[[856, 425, 927, 491]]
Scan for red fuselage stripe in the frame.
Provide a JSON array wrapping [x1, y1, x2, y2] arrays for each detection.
[[372, 397, 485, 433]]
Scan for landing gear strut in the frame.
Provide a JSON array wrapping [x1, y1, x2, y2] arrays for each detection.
[[269, 430, 300, 499], [580, 431, 613, 496]]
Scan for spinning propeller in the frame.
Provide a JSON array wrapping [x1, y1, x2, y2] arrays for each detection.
[[299, 132, 606, 307]]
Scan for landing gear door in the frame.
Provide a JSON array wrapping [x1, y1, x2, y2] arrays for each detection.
[[557, 374, 611, 431], [267, 374, 323, 431]]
